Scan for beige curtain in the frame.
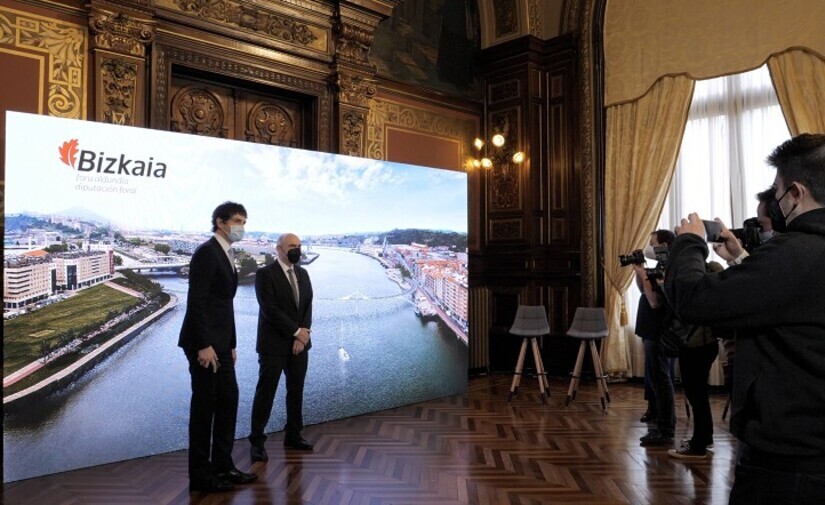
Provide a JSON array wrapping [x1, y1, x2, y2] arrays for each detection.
[[768, 49, 825, 135], [601, 76, 695, 373], [604, 0, 825, 107]]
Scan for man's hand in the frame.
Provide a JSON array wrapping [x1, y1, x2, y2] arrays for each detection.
[[712, 220, 745, 261], [197, 345, 219, 373], [292, 339, 305, 355], [675, 212, 707, 238], [295, 327, 311, 345]]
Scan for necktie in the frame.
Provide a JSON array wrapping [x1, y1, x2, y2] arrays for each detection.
[[287, 268, 299, 306], [227, 248, 235, 270]]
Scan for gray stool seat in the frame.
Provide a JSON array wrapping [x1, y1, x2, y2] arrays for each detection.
[[565, 307, 611, 411], [507, 305, 551, 404]]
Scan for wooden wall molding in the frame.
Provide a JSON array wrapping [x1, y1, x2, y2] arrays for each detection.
[[87, 2, 155, 125], [152, 0, 331, 57], [562, 0, 600, 307], [0, 4, 87, 119], [472, 34, 580, 371], [365, 96, 477, 165], [88, 4, 154, 57]]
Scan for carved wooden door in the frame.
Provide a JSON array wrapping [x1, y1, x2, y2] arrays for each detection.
[[169, 75, 306, 148]]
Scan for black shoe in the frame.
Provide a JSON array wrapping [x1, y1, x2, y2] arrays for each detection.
[[251, 444, 268, 462], [640, 411, 657, 423], [640, 429, 674, 447], [284, 436, 313, 451], [215, 468, 257, 485], [189, 476, 234, 493]]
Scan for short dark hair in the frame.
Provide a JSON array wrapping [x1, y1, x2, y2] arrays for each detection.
[[756, 186, 775, 204], [767, 133, 825, 204], [211, 201, 247, 232], [652, 229, 676, 247]]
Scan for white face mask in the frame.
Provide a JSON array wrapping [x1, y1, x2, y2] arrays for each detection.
[[227, 224, 244, 243], [643, 244, 657, 260]]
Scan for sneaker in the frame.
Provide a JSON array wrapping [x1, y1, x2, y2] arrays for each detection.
[[681, 438, 713, 450], [668, 441, 708, 459], [640, 429, 674, 447]]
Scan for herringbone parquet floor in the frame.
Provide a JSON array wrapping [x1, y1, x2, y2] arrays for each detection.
[[2, 375, 736, 505]]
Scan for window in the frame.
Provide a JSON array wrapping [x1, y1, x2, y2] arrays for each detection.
[[627, 65, 790, 376], [658, 64, 790, 238]]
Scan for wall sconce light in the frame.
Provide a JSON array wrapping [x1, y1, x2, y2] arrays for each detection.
[[468, 133, 525, 170]]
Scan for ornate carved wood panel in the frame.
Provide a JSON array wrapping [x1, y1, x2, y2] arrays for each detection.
[[168, 74, 307, 147], [473, 34, 580, 373], [151, 40, 331, 151]]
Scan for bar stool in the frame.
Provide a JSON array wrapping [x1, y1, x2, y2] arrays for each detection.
[[507, 305, 551, 404], [565, 307, 610, 411]]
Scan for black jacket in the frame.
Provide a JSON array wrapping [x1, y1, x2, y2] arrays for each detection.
[[178, 237, 238, 355], [665, 208, 825, 462], [254, 260, 313, 356]]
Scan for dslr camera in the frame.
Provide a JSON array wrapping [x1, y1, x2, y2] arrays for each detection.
[[618, 249, 645, 266], [619, 245, 669, 280], [730, 217, 763, 253]]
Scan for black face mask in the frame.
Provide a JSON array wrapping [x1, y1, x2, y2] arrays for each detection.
[[769, 186, 796, 233], [286, 247, 302, 265]]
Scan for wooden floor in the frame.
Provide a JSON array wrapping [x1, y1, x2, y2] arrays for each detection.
[[3, 375, 737, 505]]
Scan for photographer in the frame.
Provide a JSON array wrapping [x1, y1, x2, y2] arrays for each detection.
[[668, 260, 723, 460], [712, 185, 779, 424], [713, 185, 780, 265], [629, 230, 677, 446], [664, 134, 825, 504]]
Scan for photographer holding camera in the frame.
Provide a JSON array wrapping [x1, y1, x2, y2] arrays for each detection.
[[710, 185, 780, 430], [628, 229, 678, 446], [664, 134, 825, 505], [713, 186, 781, 266]]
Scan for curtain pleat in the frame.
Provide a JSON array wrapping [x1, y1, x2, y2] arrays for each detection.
[[768, 50, 825, 135], [602, 76, 695, 373]]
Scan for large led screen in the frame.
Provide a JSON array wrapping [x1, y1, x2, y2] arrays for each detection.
[[2, 111, 468, 482]]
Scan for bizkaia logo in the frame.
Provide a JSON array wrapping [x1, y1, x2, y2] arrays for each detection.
[[58, 139, 168, 178]]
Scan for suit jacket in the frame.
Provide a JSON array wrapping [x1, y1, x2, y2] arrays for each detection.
[[178, 237, 238, 355], [255, 260, 313, 356]]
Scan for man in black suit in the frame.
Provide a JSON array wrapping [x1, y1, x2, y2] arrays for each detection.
[[178, 201, 257, 493], [249, 232, 314, 462]]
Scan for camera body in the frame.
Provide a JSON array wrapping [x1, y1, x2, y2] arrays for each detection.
[[730, 217, 763, 253]]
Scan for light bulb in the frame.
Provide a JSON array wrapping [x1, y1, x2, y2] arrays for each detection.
[[512, 151, 525, 163], [473, 138, 485, 150], [481, 157, 493, 169], [491, 134, 505, 147]]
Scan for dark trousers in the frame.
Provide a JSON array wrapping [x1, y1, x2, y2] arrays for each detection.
[[249, 351, 308, 446], [187, 351, 238, 480], [644, 339, 675, 436], [730, 446, 825, 504], [679, 342, 718, 447]]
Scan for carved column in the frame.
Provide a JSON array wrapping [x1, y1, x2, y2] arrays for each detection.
[[330, 1, 398, 156], [88, 1, 155, 126]]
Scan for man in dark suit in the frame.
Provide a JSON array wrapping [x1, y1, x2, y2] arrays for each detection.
[[248, 232, 314, 462], [178, 201, 257, 493]]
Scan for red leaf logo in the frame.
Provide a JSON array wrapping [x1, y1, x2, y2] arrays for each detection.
[[58, 139, 79, 168]]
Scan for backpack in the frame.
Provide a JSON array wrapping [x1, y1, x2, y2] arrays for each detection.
[[660, 312, 716, 357], [659, 260, 721, 357]]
